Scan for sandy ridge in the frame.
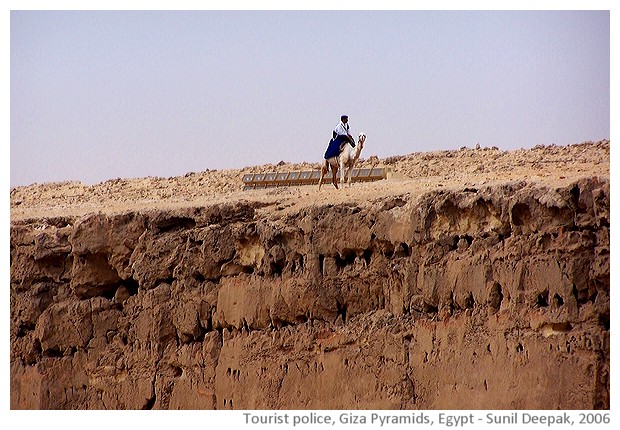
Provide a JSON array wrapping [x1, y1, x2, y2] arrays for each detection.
[[10, 140, 609, 221]]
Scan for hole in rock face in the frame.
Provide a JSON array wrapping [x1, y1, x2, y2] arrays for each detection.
[[171, 365, 183, 378], [16, 322, 36, 338], [552, 322, 572, 332], [423, 302, 438, 314], [511, 203, 531, 227], [124, 277, 140, 295], [100, 285, 118, 300], [599, 312, 610, 331], [536, 290, 549, 307], [516, 343, 524, 353], [553, 293, 564, 306], [142, 395, 156, 410], [488, 282, 503, 312], [43, 346, 63, 358], [270, 260, 285, 276], [363, 249, 373, 265], [74, 252, 123, 299], [335, 252, 356, 269], [570, 185, 581, 208], [153, 216, 196, 233], [336, 300, 347, 323], [463, 292, 475, 309], [394, 243, 410, 258], [461, 235, 473, 246]]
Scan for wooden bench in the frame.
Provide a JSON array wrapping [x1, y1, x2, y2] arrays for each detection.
[[242, 168, 388, 190]]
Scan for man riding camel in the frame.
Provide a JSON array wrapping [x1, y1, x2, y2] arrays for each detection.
[[324, 115, 356, 160]]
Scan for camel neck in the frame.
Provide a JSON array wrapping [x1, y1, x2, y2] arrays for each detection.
[[354, 142, 363, 158]]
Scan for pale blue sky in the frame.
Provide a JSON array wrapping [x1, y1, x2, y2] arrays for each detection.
[[9, 9, 611, 186]]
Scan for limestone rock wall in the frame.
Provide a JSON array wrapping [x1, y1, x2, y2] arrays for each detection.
[[10, 177, 609, 409]]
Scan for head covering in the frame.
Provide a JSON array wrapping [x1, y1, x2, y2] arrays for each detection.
[[341, 115, 348, 120]]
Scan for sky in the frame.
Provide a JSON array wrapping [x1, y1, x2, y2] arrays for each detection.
[[7, 4, 612, 186]]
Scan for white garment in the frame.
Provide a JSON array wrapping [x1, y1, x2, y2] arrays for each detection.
[[334, 121, 350, 136]]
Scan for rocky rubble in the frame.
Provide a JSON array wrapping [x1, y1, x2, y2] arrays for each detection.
[[10, 141, 610, 409]]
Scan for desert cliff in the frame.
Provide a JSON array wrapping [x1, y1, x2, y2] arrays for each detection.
[[10, 140, 610, 409]]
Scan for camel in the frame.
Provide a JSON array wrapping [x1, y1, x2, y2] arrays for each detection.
[[318, 133, 366, 190]]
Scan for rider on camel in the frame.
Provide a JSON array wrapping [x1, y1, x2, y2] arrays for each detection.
[[324, 115, 356, 160]]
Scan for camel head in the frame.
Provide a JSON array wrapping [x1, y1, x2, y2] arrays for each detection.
[[355, 133, 366, 157]]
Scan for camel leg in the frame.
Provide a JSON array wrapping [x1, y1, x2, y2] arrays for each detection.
[[340, 164, 351, 187], [318, 161, 328, 190], [346, 166, 353, 187], [331, 165, 339, 189]]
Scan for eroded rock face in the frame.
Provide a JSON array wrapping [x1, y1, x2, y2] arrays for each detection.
[[10, 178, 609, 409]]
